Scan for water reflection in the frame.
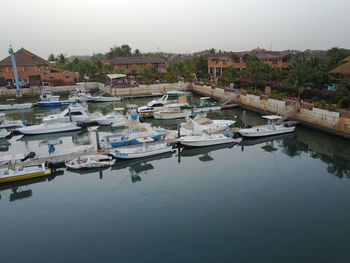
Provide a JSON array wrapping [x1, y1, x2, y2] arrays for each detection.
[[0, 139, 11, 152]]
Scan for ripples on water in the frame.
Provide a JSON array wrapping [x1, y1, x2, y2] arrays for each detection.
[[0, 98, 350, 263]]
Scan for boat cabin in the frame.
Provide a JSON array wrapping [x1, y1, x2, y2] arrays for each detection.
[[262, 115, 282, 130]]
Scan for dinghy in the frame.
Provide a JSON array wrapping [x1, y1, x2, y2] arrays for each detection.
[[239, 115, 296, 137], [110, 142, 173, 159], [65, 155, 115, 170], [17, 122, 83, 135]]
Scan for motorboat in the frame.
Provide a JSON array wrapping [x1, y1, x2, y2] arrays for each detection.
[[0, 113, 28, 129], [137, 106, 157, 118], [16, 122, 83, 135], [110, 142, 173, 159], [179, 132, 242, 147], [147, 94, 176, 107], [239, 115, 296, 137], [103, 123, 168, 148], [65, 154, 115, 170], [0, 103, 33, 111], [90, 90, 121, 102], [38, 83, 78, 107], [0, 162, 51, 184], [153, 107, 191, 120], [68, 83, 92, 102], [180, 117, 235, 136], [181, 97, 221, 114], [95, 108, 126, 126], [42, 104, 103, 123], [0, 129, 11, 139]]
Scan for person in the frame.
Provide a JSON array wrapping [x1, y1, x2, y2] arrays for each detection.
[[48, 144, 56, 156]]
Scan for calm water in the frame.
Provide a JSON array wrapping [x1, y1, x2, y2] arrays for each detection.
[[1, 98, 350, 263]]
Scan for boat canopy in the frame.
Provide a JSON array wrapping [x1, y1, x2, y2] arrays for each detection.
[[107, 74, 127, 80], [113, 108, 125, 111], [262, 115, 282, 120]]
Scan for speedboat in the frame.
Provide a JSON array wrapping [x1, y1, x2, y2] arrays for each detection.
[[68, 83, 92, 102], [110, 142, 173, 159], [90, 90, 121, 102], [0, 129, 11, 139], [38, 83, 78, 107], [147, 94, 176, 107], [179, 132, 241, 147], [181, 97, 221, 114], [153, 107, 191, 120], [17, 122, 83, 135], [0, 103, 33, 111], [0, 162, 51, 184], [180, 117, 235, 136], [42, 104, 103, 123], [239, 115, 296, 137], [95, 108, 126, 126], [65, 154, 115, 170]]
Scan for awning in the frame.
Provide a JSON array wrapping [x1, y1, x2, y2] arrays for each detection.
[[107, 74, 127, 80]]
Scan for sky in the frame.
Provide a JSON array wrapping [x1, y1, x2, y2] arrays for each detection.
[[1, 0, 350, 59]]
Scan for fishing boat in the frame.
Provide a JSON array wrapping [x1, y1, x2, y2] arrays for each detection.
[[0, 103, 33, 111], [0, 162, 51, 184], [42, 104, 103, 123], [68, 83, 92, 102], [16, 122, 83, 135], [37, 83, 78, 107], [0, 113, 28, 129], [181, 97, 221, 114], [180, 117, 235, 136], [0, 129, 11, 139], [153, 107, 191, 120], [110, 142, 173, 159], [179, 132, 241, 147], [65, 155, 115, 170], [95, 108, 126, 126], [146, 91, 191, 108], [239, 115, 296, 137]]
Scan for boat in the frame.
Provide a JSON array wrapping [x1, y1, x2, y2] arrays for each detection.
[[68, 83, 92, 102], [42, 104, 103, 123], [65, 155, 115, 170], [179, 132, 242, 147], [0, 103, 33, 111], [37, 83, 78, 107], [16, 122, 83, 135], [0, 113, 28, 129], [180, 117, 235, 136], [90, 90, 121, 102], [0, 129, 11, 139], [137, 106, 157, 118], [0, 162, 51, 184], [239, 115, 296, 137], [95, 108, 126, 126], [181, 97, 221, 114], [110, 142, 173, 159], [153, 107, 191, 120]]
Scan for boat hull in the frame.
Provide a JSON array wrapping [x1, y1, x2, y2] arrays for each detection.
[[37, 100, 78, 107], [239, 126, 295, 137], [91, 96, 121, 102], [179, 137, 238, 147], [111, 146, 173, 159], [0, 167, 51, 184], [17, 123, 82, 135], [0, 103, 33, 111], [153, 112, 190, 120]]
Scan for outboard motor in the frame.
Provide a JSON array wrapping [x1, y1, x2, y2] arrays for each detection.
[[20, 151, 36, 162], [76, 121, 88, 130]]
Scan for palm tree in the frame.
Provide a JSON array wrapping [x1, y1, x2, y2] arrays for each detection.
[[335, 82, 350, 108], [48, 54, 56, 63]]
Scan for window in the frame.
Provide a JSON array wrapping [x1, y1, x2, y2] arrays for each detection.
[[140, 64, 144, 70], [124, 65, 129, 70], [153, 64, 159, 69]]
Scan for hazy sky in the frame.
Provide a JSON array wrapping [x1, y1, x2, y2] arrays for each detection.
[[1, 0, 349, 59]]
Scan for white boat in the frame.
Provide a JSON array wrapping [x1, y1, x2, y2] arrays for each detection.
[[180, 117, 235, 136], [38, 83, 78, 107], [0, 113, 26, 129], [0, 162, 51, 184], [95, 108, 126, 126], [17, 122, 83, 135], [65, 155, 115, 170], [179, 133, 241, 147], [154, 107, 191, 120], [239, 115, 296, 137], [0, 103, 33, 111], [0, 129, 11, 139], [69, 83, 92, 102], [90, 96, 121, 102], [192, 97, 221, 114], [42, 104, 103, 123], [110, 142, 173, 159], [147, 94, 176, 107]]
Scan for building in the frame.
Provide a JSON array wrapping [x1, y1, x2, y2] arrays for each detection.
[[207, 48, 296, 76], [103, 56, 167, 73], [0, 48, 78, 86], [329, 56, 350, 82]]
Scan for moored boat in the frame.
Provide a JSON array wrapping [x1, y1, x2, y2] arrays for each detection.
[[0, 162, 51, 184], [179, 132, 241, 147], [38, 83, 78, 107], [0, 129, 11, 139], [95, 108, 126, 126], [0, 113, 28, 129], [180, 117, 235, 136], [65, 155, 115, 170], [153, 107, 191, 120], [17, 122, 83, 135], [0, 103, 33, 111], [110, 142, 173, 159]]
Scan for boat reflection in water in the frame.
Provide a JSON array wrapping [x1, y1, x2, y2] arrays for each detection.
[[0, 169, 64, 202], [239, 133, 295, 153], [178, 142, 237, 162]]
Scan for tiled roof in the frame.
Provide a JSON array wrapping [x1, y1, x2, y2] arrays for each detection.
[[106, 56, 165, 65], [329, 62, 350, 75], [0, 48, 49, 66]]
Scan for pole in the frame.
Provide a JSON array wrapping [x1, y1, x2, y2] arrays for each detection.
[[95, 130, 101, 152], [243, 110, 246, 127], [68, 106, 72, 122], [8, 46, 20, 97]]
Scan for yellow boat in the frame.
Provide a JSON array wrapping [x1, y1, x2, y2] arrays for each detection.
[[0, 162, 51, 184]]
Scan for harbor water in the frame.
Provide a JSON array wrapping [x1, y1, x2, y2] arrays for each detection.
[[1, 98, 350, 263]]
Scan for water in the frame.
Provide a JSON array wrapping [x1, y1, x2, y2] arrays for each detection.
[[1, 98, 350, 263]]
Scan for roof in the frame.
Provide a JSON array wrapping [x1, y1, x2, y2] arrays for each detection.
[[107, 74, 126, 79], [329, 62, 350, 75], [341, 56, 350, 63], [106, 56, 166, 65], [262, 115, 282, 120], [0, 48, 49, 66]]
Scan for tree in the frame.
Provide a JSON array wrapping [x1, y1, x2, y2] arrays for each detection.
[[48, 54, 56, 63], [134, 49, 141, 56], [334, 82, 350, 108], [106, 44, 132, 59], [139, 67, 161, 84], [287, 59, 310, 97], [218, 67, 239, 87], [57, 53, 67, 67], [327, 47, 350, 70], [244, 56, 270, 88]]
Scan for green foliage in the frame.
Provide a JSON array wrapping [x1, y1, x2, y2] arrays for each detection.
[[334, 82, 350, 108], [269, 90, 288, 100], [165, 60, 195, 82], [246, 88, 260, 96], [218, 67, 239, 87], [326, 47, 350, 70], [106, 44, 132, 59], [48, 54, 56, 63], [314, 100, 328, 109], [138, 67, 162, 84], [244, 56, 270, 88]]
